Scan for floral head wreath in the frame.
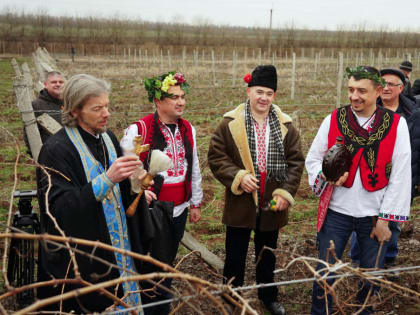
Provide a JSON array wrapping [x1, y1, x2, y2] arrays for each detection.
[[144, 71, 189, 102], [345, 66, 386, 87]]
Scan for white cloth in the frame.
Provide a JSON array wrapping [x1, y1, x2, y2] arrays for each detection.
[[305, 112, 411, 221], [121, 122, 203, 218]]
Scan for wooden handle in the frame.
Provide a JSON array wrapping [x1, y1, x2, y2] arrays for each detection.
[[126, 173, 154, 217], [126, 188, 144, 217]]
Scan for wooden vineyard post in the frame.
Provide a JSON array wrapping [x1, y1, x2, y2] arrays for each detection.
[[378, 50, 383, 69], [21, 63, 35, 101], [232, 50, 237, 87], [139, 48, 142, 66], [160, 49, 163, 71], [291, 52, 296, 100], [12, 60, 42, 161], [11, 58, 22, 77], [194, 49, 198, 70], [211, 50, 216, 86], [182, 46, 186, 72], [168, 49, 172, 69], [417, 52, 420, 70], [336, 52, 344, 108], [181, 232, 223, 272]]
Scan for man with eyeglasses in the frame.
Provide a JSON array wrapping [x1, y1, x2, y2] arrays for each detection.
[[377, 69, 419, 265]]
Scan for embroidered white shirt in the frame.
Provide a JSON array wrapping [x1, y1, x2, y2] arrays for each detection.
[[121, 122, 203, 218], [305, 112, 411, 221]]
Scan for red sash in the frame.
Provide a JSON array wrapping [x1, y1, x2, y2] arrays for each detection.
[[159, 182, 186, 206], [317, 184, 333, 232]]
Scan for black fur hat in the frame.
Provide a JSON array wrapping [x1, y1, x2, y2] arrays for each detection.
[[248, 65, 277, 92]]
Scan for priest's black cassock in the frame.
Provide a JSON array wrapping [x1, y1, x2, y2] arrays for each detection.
[[36, 126, 146, 313]]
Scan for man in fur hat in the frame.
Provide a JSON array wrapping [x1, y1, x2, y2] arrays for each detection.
[[208, 65, 304, 315]]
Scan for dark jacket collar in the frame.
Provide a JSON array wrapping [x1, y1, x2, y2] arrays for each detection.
[[377, 94, 417, 118], [39, 88, 63, 106]]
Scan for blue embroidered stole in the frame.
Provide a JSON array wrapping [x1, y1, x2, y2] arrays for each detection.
[[65, 127, 142, 313]]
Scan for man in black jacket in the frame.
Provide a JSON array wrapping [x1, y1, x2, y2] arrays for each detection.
[[400, 61, 413, 97], [378, 68, 420, 200], [379, 68, 420, 266], [32, 71, 65, 142], [24, 71, 65, 155]]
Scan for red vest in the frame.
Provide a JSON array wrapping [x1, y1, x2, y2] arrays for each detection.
[[328, 106, 400, 192], [134, 113, 194, 204]]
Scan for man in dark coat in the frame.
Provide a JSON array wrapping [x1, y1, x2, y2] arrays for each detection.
[[400, 61, 413, 97], [379, 68, 420, 201], [208, 65, 304, 315], [412, 78, 420, 100], [31, 71, 65, 142], [36, 74, 147, 313], [377, 68, 420, 264]]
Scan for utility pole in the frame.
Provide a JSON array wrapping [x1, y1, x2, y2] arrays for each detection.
[[268, 8, 273, 56]]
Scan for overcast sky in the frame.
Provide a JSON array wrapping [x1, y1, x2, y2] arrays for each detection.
[[3, 0, 420, 31]]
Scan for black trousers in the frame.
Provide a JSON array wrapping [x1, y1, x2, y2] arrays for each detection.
[[223, 225, 279, 303], [142, 208, 188, 315]]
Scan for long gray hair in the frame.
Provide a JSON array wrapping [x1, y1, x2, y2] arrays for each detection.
[[61, 74, 111, 127]]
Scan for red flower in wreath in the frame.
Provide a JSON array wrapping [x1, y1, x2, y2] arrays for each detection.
[[243, 73, 252, 84]]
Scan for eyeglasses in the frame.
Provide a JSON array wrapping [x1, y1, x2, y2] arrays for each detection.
[[385, 82, 401, 87]]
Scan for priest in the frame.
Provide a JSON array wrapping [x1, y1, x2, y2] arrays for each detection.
[[36, 74, 147, 313]]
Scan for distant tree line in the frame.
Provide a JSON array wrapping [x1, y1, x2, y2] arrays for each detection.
[[1, 9, 420, 55]]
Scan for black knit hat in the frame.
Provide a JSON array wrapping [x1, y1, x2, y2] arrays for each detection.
[[400, 61, 413, 72], [380, 68, 406, 86], [247, 65, 277, 91]]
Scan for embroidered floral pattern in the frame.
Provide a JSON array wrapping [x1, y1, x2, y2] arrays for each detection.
[[253, 117, 268, 173], [379, 212, 409, 222], [312, 171, 328, 197], [159, 121, 186, 177]]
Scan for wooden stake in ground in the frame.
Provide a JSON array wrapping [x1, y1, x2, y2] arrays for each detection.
[[211, 50, 216, 86], [13, 61, 42, 161], [291, 52, 296, 100], [336, 52, 344, 108]]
